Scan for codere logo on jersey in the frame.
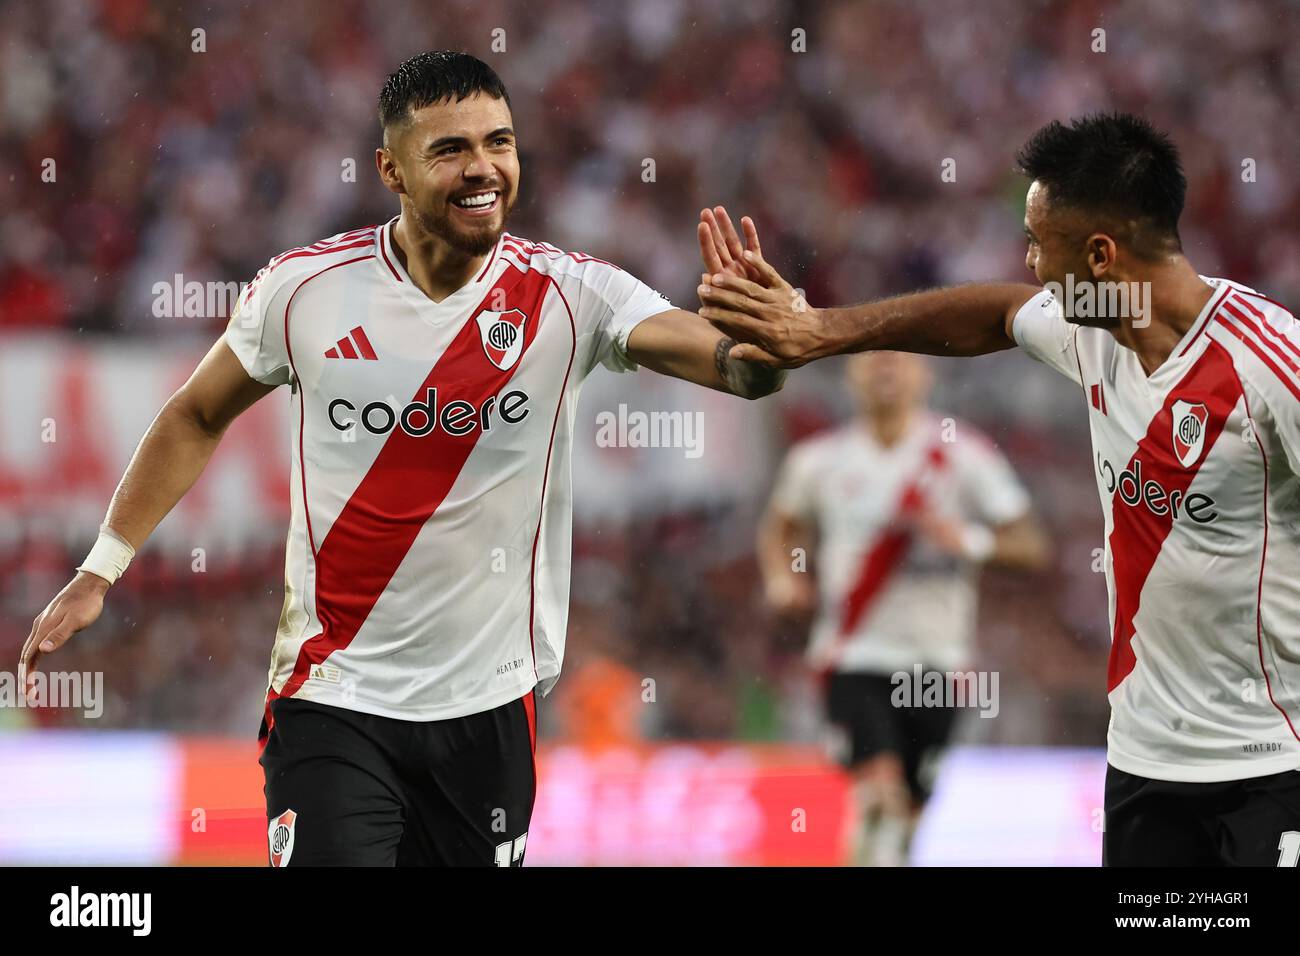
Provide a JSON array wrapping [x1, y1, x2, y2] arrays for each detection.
[[1096, 451, 1219, 524], [329, 387, 530, 438]]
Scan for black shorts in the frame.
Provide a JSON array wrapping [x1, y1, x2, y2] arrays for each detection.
[[1103, 764, 1300, 867], [823, 670, 960, 804], [259, 692, 537, 866]]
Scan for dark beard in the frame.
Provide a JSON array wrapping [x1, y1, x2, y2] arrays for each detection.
[[414, 197, 511, 257]]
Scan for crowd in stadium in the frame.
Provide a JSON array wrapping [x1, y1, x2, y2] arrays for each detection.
[[3, 0, 1295, 748]]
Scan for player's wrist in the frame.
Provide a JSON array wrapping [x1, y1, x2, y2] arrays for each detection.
[[75, 525, 136, 586], [958, 524, 996, 562], [810, 306, 849, 361], [72, 569, 113, 593]]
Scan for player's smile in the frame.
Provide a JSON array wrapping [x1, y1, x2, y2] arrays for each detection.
[[450, 189, 502, 218]]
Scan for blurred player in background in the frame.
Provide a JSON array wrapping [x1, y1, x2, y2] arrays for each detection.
[[20, 51, 784, 867], [699, 113, 1300, 866], [755, 348, 1048, 865]]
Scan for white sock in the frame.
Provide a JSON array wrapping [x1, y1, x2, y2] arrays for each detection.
[[850, 781, 911, 866]]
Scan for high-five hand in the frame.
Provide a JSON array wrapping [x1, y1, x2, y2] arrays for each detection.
[[697, 206, 764, 285], [697, 240, 829, 369]]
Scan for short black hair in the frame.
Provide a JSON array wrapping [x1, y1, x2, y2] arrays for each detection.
[[378, 51, 511, 131], [1016, 113, 1186, 255]]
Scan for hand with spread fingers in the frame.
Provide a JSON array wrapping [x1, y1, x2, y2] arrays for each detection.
[[695, 206, 828, 368], [697, 206, 765, 285]]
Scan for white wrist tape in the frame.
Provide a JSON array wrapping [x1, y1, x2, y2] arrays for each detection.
[[959, 525, 996, 562], [76, 525, 136, 584]]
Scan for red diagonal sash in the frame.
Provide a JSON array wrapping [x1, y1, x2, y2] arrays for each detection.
[[275, 264, 550, 709], [821, 443, 948, 673], [1106, 340, 1241, 692]]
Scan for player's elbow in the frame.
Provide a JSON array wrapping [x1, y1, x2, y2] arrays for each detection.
[[162, 391, 228, 442], [734, 367, 787, 400]]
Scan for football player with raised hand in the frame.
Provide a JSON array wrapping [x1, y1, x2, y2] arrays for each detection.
[[698, 114, 1300, 867]]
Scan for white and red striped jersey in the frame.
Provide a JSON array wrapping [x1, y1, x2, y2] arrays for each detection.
[[770, 414, 1031, 675], [222, 219, 673, 725], [1014, 277, 1300, 782]]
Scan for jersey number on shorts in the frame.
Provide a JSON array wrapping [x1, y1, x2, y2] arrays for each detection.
[[1279, 830, 1300, 867], [495, 832, 529, 867]]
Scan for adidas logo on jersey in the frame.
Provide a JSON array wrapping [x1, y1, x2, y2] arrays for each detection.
[[324, 326, 379, 360], [328, 387, 530, 438]]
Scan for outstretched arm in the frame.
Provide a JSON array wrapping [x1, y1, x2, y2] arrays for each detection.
[[624, 208, 786, 399], [20, 341, 276, 682], [625, 310, 786, 399], [694, 209, 1040, 367], [100, 342, 276, 549]]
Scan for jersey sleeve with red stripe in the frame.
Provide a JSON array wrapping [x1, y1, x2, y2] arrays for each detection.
[[224, 228, 375, 385], [507, 238, 674, 376], [1215, 288, 1300, 476], [1011, 289, 1083, 386]]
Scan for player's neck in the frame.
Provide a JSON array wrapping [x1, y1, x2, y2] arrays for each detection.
[[860, 408, 916, 447], [391, 215, 491, 303], [1108, 259, 1215, 377]]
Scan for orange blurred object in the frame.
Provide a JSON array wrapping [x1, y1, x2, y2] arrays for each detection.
[[555, 656, 643, 751]]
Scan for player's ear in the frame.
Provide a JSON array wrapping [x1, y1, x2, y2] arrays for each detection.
[[375, 146, 405, 195], [1086, 233, 1117, 278]]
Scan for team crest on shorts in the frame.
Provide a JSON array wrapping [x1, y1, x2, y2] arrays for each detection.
[[1171, 399, 1209, 468], [476, 309, 528, 370], [268, 809, 297, 867]]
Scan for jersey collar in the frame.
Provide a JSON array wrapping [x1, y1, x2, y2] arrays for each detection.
[[1145, 277, 1234, 388], [374, 216, 506, 318]]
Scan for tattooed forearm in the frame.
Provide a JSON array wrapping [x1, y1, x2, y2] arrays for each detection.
[[714, 336, 787, 399]]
